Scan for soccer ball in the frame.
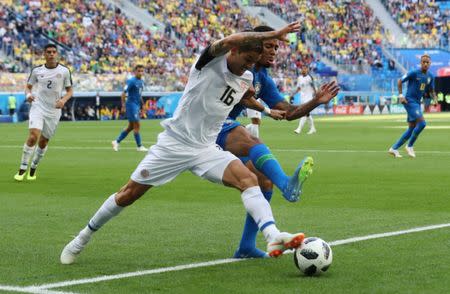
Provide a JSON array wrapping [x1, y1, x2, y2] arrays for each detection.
[[294, 237, 333, 276]]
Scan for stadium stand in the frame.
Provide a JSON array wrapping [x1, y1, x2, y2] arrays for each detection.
[[0, 0, 194, 91], [381, 0, 450, 49], [0, 0, 447, 97]]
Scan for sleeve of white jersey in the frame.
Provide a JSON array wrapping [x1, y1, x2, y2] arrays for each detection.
[[27, 67, 38, 85], [64, 68, 73, 87]]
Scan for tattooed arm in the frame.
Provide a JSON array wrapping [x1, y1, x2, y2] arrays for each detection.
[[208, 21, 300, 57]]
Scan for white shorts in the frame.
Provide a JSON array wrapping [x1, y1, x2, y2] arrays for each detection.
[[131, 131, 238, 186], [28, 106, 61, 139]]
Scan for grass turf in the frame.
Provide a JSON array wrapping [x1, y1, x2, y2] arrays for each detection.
[[0, 113, 449, 293]]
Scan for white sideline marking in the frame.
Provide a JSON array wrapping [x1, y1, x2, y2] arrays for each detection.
[[381, 126, 450, 129], [0, 285, 75, 294], [30, 222, 450, 290], [1, 145, 450, 155], [35, 259, 245, 290], [328, 223, 450, 246], [272, 148, 450, 155]]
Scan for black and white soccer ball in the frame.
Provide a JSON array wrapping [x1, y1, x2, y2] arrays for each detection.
[[294, 237, 333, 276]]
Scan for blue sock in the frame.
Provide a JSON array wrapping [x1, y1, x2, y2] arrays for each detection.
[[249, 144, 288, 191], [116, 130, 129, 143], [408, 121, 426, 147], [134, 132, 142, 147], [237, 190, 273, 252], [392, 127, 414, 150]]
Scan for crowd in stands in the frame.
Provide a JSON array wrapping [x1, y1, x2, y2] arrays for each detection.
[[66, 99, 167, 121], [252, 0, 391, 75], [381, 0, 449, 48], [132, 0, 259, 50], [2, 0, 447, 95], [132, 0, 323, 91], [0, 0, 192, 91]]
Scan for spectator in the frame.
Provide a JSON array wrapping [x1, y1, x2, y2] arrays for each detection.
[[8, 93, 16, 116]]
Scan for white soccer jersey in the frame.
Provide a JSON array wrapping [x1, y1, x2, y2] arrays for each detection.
[[297, 74, 315, 102], [27, 63, 72, 116], [161, 53, 253, 147]]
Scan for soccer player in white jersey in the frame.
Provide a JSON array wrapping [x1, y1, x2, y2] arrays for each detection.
[[245, 99, 263, 137], [60, 22, 323, 264], [294, 65, 317, 134], [14, 44, 73, 181]]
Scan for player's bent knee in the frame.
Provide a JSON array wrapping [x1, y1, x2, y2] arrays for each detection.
[[239, 172, 259, 191], [116, 181, 151, 206], [259, 178, 273, 191]]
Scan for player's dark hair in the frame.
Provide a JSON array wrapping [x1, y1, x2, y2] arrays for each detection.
[[44, 44, 57, 51], [253, 25, 275, 32], [134, 64, 145, 70], [421, 54, 431, 60]]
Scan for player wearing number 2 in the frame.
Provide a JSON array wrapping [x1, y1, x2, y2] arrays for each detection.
[[14, 44, 73, 181]]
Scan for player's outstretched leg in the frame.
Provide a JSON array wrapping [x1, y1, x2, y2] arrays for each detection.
[[249, 143, 313, 202], [112, 128, 131, 151], [225, 161, 305, 258], [132, 122, 147, 152], [60, 193, 123, 264], [307, 115, 316, 134], [267, 232, 305, 257], [294, 117, 306, 134], [134, 132, 147, 152], [389, 126, 414, 158], [240, 186, 304, 258], [406, 120, 426, 158], [27, 145, 48, 180], [61, 181, 150, 264], [234, 190, 272, 259], [14, 143, 35, 181]]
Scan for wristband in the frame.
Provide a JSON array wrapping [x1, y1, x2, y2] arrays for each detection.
[[26, 93, 32, 98], [398, 94, 404, 98], [263, 107, 271, 115]]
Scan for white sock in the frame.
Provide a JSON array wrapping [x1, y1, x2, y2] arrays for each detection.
[[261, 224, 281, 243], [245, 123, 259, 138], [30, 146, 48, 169], [241, 186, 279, 242], [308, 116, 315, 130], [20, 143, 35, 170], [297, 116, 306, 131], [87, 194, 124, 231]]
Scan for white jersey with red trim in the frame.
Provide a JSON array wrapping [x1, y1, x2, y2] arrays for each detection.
[[161, 54, 253, 148], [27, 63, 72, 117]]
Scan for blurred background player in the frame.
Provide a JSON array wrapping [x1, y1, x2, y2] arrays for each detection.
[[112, 65, 148, 152], [294, 65, 317, 134], [13, 44, 73, 181], [245, 100, 262, 138], [389, 55, 436, 158]]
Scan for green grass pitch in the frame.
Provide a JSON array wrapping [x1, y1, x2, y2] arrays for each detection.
[[1, 113, 449, 293]]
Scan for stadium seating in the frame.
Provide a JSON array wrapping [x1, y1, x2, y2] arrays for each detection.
[[253, 0, 390, 72], [0, 0, 194, 91], [1, 0, 445, 94], [381, 0, 450, 48]]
